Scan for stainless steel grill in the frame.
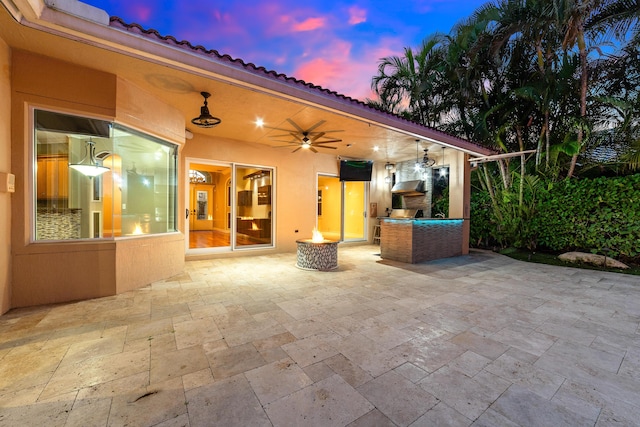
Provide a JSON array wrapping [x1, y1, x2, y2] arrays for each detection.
[[389, 209, 422, 218]]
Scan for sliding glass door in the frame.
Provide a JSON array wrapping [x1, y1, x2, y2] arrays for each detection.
[[187, 162, 232, 250], [343, 181, 366, 241], [186, 160, 274, 253], [317, 175, 366, 242], [234, 166, 273, 248]]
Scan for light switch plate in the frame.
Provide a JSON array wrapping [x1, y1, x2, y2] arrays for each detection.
[[0, 172, 15, 193]]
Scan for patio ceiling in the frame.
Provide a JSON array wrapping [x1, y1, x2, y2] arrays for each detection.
[[1, 1, 492, 164]]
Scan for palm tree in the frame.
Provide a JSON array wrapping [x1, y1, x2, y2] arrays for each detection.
[[369, 34, 446, 127], [590, 40, 640, 170], [368, 0, 638, 177], [586, 0, 640, 44]]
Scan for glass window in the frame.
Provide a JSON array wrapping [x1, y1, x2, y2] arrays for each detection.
[[234, 166, 273, 247], [34, 109, 177, 241]]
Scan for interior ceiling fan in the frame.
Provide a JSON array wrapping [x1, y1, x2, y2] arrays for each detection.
[[269, 118, 343, 153]]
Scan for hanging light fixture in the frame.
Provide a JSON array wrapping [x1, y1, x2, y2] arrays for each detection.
[[301, 134, 312, 149], [69, 139, 110, 177], [414, 140, 422, 171], [191, 91, 222, 128], [439, 146, 448, 177], [384, 161, 394, 184], [421, 149, 436, 168]]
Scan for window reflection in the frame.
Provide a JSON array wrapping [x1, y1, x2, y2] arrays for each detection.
[[235, 166, 273, 247], [34, 110, 177, 241]]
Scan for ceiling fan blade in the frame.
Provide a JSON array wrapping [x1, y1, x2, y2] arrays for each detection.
[[286, 118, 305, 133], [269, 132, 298, 138], [292, 147, 302, 153], [306, 120, 326, 133], [314, 139, 342, 144], [313, 145, 337, 150], [263, 125, 298, 133], [271, 139, 298, 144], [320, 129, 344, 133], [310, 132, 325, 142], [310, 147, 318, 153]]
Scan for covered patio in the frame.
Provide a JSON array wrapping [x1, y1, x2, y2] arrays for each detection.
[[1, 245, 639, 426]]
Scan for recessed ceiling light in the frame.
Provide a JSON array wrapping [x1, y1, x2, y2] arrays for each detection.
[[255, 118, 264, 127], [373, 146, 379, 151]]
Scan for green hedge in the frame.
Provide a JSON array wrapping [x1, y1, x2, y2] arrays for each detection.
[[469, 190, 495, 247], [471, 174, 640, 258]]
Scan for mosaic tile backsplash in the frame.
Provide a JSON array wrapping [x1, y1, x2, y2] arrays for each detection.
[[36, 208, 82, 240]]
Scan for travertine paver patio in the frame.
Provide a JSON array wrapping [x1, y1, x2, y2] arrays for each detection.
[[1, 245, 639, 426]]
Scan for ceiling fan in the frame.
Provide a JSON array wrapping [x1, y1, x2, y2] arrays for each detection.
[[269, 119, 343, 153]]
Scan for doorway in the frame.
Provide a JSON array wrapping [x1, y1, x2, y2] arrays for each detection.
[[187, 161, 232, 250], [317, 175, 367, 242]]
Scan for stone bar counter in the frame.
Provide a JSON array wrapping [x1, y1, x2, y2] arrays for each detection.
[[379, 218, 465, 263]]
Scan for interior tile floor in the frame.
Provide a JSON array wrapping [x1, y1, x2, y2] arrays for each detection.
[[1, 245, 639, 426]]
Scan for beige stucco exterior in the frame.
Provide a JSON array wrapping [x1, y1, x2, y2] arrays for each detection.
[[448, 150, 472, 254], [10, 51, 186, 308], [0, 0, 492, 314]]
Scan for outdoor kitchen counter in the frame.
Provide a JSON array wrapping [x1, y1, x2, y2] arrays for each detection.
[[379, 218, 466, 263]]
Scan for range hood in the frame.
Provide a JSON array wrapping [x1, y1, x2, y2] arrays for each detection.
[[391, 180, 425, 196]]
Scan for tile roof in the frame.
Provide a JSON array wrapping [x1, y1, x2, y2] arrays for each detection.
[[108, 16, 491, 155], [108, 17, 368, 105]]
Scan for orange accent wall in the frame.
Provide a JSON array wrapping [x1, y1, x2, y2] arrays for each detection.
[[317, 175, 341, 239], [344, 181, 366, 239]]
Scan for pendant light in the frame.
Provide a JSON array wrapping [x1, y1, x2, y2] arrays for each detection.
[[439, 146, 448, 177], [421, 149, 436, 168], [414, 140, 422, 171], [69, 139, 110, 177], [414, 140, 436, 172], [384, 162, 394, 184], [191, 91, 222, 128]]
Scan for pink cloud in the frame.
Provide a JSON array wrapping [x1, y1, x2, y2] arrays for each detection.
[[131, 1, 408, 100], [293, 17, 327, 32], [293, 37, 403, 101], [348, 6, 367, 25]]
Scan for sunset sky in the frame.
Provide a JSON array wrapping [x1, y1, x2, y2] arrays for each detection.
[[83, 0, 488, 100]]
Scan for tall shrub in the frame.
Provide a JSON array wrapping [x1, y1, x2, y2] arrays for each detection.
[[470, 174, 640, 258], [533, 174, 640, 257]]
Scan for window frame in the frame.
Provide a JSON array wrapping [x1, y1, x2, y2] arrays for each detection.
[[31, 106, 179, 243]]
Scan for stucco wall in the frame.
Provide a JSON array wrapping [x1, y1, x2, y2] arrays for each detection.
[[448, 150, 471, 254], [10, 51, 185, 308], [0, 38, 11, 314], [115, 234, 184, 294], [368, 163, 389, 241]]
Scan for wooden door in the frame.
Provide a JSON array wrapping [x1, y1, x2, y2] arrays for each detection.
[[190, 184, 214, 231]]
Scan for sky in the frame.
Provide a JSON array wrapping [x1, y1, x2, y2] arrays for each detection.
[[82, 0, 488, 101]]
